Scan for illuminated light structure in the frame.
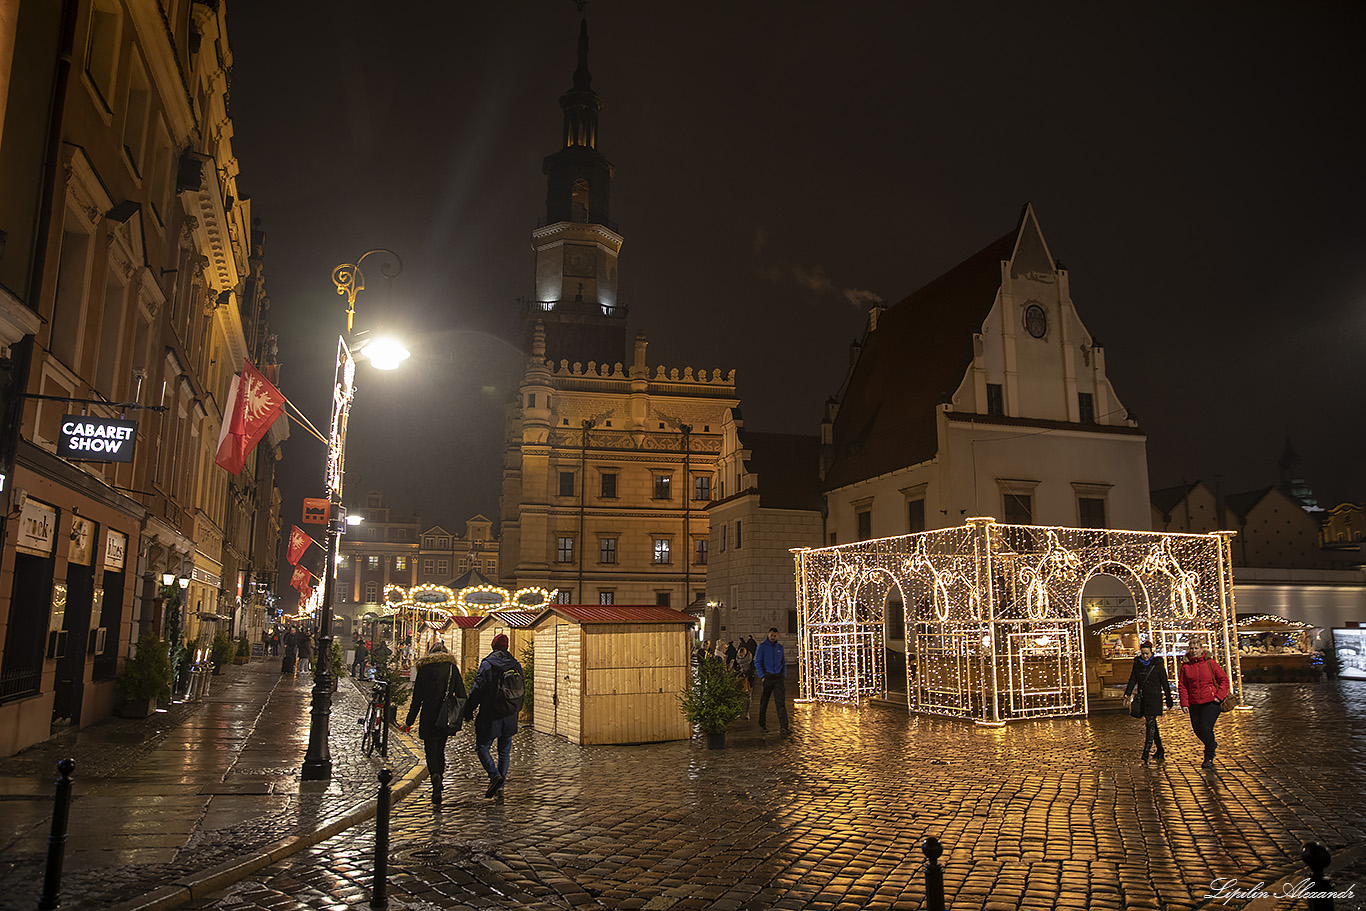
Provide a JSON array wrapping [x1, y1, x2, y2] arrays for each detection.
[[373, 583, 556, 628], [793, 518, 1241, 724]]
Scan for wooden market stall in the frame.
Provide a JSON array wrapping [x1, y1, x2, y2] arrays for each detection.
[[1236, 613, 1320, 682], [530, 605, 696, 745], [449, 615, 483, 676], [474, 609, 540, 662]]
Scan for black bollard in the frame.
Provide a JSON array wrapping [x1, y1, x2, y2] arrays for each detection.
[[370, 768, 392, 910], [1303, 842, 1335, 911], [37, 758, 76, 910], [922, 836, 945, 911]]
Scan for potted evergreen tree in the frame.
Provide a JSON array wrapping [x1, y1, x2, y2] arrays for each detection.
[[115, 633, 172, 718], [234, 636, 250, 665], [678, 656, 749, 749], [210, 630, 235, 675]]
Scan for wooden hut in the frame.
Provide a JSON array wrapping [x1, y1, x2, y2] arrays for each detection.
[[530, 605, 696, 745], [449, 615, 483, 676], [474, 609, 540, 662]]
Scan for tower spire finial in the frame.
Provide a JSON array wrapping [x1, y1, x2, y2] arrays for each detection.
[[572, 16, 591, 91]]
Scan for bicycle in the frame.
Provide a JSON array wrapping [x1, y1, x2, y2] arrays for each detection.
[[359, 680, 389, 757]]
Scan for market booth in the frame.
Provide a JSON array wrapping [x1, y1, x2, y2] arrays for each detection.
[[1236, 613, 1319, 682], [530, 605, 696, 745], [474, 609, 540, 661]]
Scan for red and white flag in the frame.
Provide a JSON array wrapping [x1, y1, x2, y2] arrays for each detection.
[[290, 563, 311, 593], [215, 361, 285, 475], [286, 525, 315, 565]]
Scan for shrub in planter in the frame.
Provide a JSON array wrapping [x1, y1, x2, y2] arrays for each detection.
[[235, 636, 250, 664], [210, 631, 235, 675], [116, 633, 171, 716], [678, 655, 749, 748]]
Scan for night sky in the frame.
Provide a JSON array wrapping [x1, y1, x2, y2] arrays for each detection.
[[226, 2, 1366, 590]]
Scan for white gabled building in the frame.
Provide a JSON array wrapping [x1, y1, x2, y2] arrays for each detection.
[[822, 204, 1151, 543]]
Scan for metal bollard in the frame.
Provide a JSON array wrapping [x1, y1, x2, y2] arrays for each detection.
[[37, 758, 75, 910], [1303, 842, 1335, 911], [922, 836, 945, 911], [370, 768, 392, 910]]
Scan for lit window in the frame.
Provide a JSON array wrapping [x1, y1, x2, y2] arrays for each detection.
[[653, 538, 671, 564], [367, 556, 379, 570], [394, 556, 407, 570]]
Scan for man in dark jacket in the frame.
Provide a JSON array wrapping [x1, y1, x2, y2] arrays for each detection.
[[463, 633, 522, 801], [401, 642, 465, 806], [754, 627, 790, 735]]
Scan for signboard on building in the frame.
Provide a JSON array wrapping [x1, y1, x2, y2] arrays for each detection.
[[105, 530, 127, 571], [69, 516, 94, 565], [16, 499, 56, 557], [58, 415, 137, 462]]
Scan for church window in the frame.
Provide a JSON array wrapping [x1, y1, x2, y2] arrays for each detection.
[[653, 538, 672, 564], [1078, 392, 1095, 424], [986, 384, 1004, 416], [572, 178, 590, 222], [559, 471, 575, 497], [600, 472, 617, 498], [557, 536, 575, 563], [857, 511, 871, 541], [654, 474, 672, 500], [694, 475, 711, 501]]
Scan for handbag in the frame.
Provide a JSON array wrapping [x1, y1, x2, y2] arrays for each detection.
[[1128, 663, 1152, 718], [1220, 694, 1236, 711], [438, 666, 466, 735]]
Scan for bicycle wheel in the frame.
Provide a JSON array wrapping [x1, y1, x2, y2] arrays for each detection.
[[362, 714, 378, 756]]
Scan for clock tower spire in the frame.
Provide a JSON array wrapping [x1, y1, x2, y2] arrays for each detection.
[[524, 16, 627, 366]]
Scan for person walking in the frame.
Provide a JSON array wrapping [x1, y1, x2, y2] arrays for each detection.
[[745, 634, 757, 657], [400, 641, 465, 806], [295, 627, 313, 678], [754, 627, 790, 735], [1123, 641, 1173, 764], [732, 645, 755, 720], [352, 638, 370, 679], [281, 627, 297, 675], [1177, 638, 1231, 770], [463, 633, 524, 802], [724, 640, 738, 666]]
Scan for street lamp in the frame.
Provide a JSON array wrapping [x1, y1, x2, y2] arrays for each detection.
[[301, 250, 406, 782]]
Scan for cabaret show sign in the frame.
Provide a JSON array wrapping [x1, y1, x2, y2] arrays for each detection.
[[58, 415, 137, 462]]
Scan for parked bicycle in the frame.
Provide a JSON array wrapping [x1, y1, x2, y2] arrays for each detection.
[[360, 680, 390, 757]]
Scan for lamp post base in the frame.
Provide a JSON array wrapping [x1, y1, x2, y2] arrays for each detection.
[[301, 758, 333, 781]]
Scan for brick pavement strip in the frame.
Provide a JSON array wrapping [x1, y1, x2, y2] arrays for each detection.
[[164, 681, 1366, 911], [0, 660, 422, 911]]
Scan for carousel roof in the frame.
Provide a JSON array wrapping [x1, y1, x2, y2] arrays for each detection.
[[1236, 613, 1314, 630]]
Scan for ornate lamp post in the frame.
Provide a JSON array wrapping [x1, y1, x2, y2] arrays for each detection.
[[301, 251, 408, 781]]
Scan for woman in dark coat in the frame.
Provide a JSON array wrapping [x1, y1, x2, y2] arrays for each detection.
[[1123, 640, 1173, 764], [401, 642, 465, 806]]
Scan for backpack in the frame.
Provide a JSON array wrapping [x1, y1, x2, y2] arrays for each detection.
[[493, 663, 526, 716]]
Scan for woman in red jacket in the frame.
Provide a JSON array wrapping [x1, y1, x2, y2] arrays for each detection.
[[1177, 638, 1231, 770]]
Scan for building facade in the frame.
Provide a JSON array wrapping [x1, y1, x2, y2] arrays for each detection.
[[0, 0, 284, 755], [499, 22, 737, 609]]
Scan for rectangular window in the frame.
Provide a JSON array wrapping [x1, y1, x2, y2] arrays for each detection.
[[559, 471, 575, 497], [1003, 493, 1032, 525], [599, 537, 617, 564], [656, 591, 671, 607], [554, 589, 572, 604], [600, 472, 617, 498], [654, 474, 672, 499], [857, 510, 872, 541], [436, 559, 449, 574], [526, 393, 535, 408], [366, 556, 379, 570], [557, 536, 575, 562], [598, 590, 614, 605], [1078, 392, 1095, 424], [829, 532, 837, 546], [694, 475, 711, 501], [719, 524, 727, 552], [422, 559, 434, 573], [788, 609, 799, 635], [1079, 497, 1106, 528], [695, 538, 708, 565], [653, 538, 672, 564], [394, 556, 407, 571], [908, 499, 925, 534], [986, 383, 1004, 416], [364, 582, 378, 602], [735, 520, 742, 549]]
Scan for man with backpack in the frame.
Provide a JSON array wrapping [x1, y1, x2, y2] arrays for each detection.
[[463, 633, 525, 801]]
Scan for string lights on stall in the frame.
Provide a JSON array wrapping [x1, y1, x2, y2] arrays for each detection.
[[793, 519, 1241, 723]]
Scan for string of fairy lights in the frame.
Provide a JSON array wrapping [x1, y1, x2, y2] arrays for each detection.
[[793, 518, 1241, 724]]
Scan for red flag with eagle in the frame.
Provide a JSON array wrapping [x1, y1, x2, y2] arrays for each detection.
[[286, 525, 314, 565], [214, 360, 285, 474], [290, 563, 312, 593]]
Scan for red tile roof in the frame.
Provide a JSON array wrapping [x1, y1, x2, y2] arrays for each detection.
[[532, 605, 698, 626], [450, 616, 483, 628]]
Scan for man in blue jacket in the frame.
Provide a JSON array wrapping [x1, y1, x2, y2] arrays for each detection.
[[754, 627, 790, 735], [462, 634, 524, 801]]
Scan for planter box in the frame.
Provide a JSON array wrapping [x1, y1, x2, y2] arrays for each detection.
[[233, 656, 248, 665], [706, 731, 726, 750], [115, 697, 157, 719]]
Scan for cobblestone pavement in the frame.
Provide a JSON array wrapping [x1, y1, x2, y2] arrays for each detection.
[[0, 658, 418, 911], [179, 680, 1366, 911]]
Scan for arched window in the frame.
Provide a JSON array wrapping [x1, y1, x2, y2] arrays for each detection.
[[572, 179, 589, 222]]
